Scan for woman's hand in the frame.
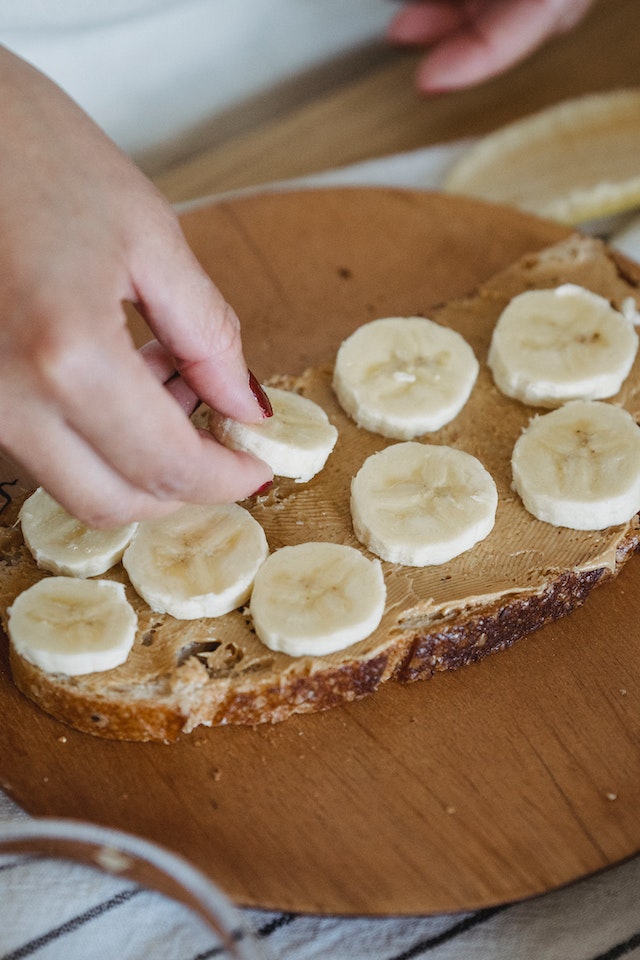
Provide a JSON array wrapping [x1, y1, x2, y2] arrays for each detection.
[[0, 46, 273, 528], [387, 0, 596, 93]]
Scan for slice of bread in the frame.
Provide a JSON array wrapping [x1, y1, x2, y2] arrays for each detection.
[[444, 90, 640, 225], [1, 234, 639, 742]]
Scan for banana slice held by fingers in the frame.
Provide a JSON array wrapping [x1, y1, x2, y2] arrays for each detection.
[[19, 487, 138, 578], [8, 577, 137, 676], [351, 442, 498, 566], [249, 541, 386, 657], [122, 503, 269, 619], [209, 386, 338, 482], [333, 316, 479, 440], [489, 284, 639, 408], [512, 400, 640, 530]]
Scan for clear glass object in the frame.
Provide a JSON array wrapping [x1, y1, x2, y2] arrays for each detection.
[[0, 817, 268, 959]]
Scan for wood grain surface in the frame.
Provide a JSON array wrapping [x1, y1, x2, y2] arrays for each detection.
[[2, 189, 640, 916]]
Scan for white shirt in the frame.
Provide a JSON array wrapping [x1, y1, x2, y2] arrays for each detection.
[[1, 0, 393, 165]]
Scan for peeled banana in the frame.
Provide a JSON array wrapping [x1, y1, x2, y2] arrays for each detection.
[[210, 385, 338, 482], [488, 284, 639, 407], [122, 503, 269, 619], [332, 316, 479, 439], [249, 541, 386, 656], [7, 577, 137, 676], [511, 399, 640, 530], [19, 487, 137, 578]]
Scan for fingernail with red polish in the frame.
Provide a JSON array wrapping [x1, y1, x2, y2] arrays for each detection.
[[249, 371, 273, 418], [252, 480, 273, 497]]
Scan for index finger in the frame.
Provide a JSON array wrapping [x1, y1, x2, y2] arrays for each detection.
[[129, 204, 271, 423]]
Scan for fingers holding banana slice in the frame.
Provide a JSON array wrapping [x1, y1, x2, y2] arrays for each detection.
[[512, 400, 640, 530], [351, 442, 498, 566], [209, 385, 338, 483], [333, 316, 479, 440], [489, 284, 639, 408]]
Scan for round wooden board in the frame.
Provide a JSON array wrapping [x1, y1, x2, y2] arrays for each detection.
[[2, 187, 640, 917]]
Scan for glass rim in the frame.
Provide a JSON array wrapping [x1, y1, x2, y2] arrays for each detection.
[[0, 816, 265, 960]]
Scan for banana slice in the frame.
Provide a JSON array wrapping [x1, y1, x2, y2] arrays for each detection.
[[332, 316, 479, 439], [249, 542, 386, 657], [122, 503, 269, 620], [488, 285, 639, 408], [19, 486, 138, 578], [511, 400, 640, 530], [209, 386, 338, 482], [351, 442, 498, 566], [7, 577, 137, 676]]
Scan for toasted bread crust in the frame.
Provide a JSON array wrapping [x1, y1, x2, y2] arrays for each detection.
[[399, 566, 610, 683]]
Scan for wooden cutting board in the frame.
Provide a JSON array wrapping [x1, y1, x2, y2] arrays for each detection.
[[2, 187, 640, 917]]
